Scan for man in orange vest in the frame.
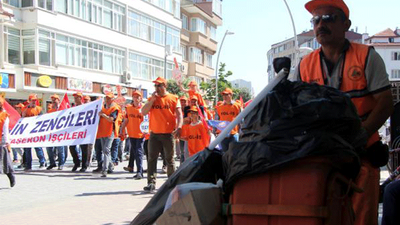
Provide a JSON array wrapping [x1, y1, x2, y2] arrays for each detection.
[[46, 94, 66, 170], [141, 77, 183, 192], [121, 90, 144, 179], [0, 96, 16, 187], [94, 92, 121, 177], [291, 1, 394, 224], [22, 94, 47, 171], [215, 88, 241, 152]]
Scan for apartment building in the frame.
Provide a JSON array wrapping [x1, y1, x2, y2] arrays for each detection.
[[230, 78, 253, 96], [180, 0, 222, 85], [365, 28, 400, 103], [0, 0, 181, 107], [267, 29, 362, 82]]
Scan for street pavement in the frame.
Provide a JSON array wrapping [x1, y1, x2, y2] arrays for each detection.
[[0, 157, 390, 225], [0, 157, 172, 225]]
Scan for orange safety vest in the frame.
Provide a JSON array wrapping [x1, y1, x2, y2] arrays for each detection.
[[0, 111, 9, 139], [24, 106, 42, 117], [299, 42, 379, 147], [96, 104, 121, 139]]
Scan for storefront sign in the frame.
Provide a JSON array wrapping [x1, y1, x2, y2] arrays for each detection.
[[101, 84, 128, 96], [37, 75, 52, 88], [0, 73, 9, 88], [68, 78, 93, 92]]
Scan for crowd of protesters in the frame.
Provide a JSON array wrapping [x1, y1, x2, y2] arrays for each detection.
[[1, 76, 243, 190]]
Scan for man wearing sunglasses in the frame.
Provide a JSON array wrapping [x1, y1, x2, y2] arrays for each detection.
[[141, 77, 183, 192], [290, 0, 394, 224]]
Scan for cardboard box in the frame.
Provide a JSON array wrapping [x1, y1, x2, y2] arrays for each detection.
[[156, 187, 224, 225]]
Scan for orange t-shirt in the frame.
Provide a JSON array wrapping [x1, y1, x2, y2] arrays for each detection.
[[125, 105, 143, 138], [188, 90, 205, 106], [149, 93, 180, 134], [47, 108, 57, 113], [181, 121, 209, 156], [216, 102, 241, 135]]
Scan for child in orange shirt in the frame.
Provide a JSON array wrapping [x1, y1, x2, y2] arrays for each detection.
[[181, 106, 210, 157]]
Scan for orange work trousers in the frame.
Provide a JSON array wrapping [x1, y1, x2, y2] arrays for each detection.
[[351, 159, 380, 225]]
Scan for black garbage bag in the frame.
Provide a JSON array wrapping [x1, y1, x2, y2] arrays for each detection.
[[240, 80, 361, 144], [223, 132, 361, 192], [131, 149, 223, 225]]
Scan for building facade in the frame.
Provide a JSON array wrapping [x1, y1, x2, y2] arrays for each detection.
[[230, 78, 253, 96], [0, 0, 182, 107], [365, 28, 400, 104], [180, 0, 222, 85]]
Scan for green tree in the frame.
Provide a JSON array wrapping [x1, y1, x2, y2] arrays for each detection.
[[200, 62, 233, 103], [233, 87, 252, 103], [166, 79, 189, 96]]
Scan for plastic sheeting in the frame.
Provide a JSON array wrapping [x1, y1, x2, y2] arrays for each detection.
[[131, 149, 223, 225], [240, 80, 361, 144]]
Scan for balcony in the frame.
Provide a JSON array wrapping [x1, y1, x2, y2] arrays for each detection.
[[187, 62, 214, 78], [189, 32, 217, 53], [181, 0, 222, 26]]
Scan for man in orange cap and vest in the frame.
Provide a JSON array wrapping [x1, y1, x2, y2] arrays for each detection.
[[22, 94, 47, 171], [141, 77, 183, 192], [94, 92, 121, 177], [46, 94, 66, 170], [179, 80, 205, 106], [121, 90, 144, 179], [290, 1, 394, 224], [0, 96, 16, 187], [215, 88, 241, 152]]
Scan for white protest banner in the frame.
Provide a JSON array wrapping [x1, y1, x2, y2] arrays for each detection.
[[10, 99, 103, 148]]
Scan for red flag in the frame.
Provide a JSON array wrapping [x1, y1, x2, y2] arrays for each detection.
[[239, 96, 244, 108], [4, 101, 21, 130], [59, 93, 71, 110], [244, 99, 252, 108]]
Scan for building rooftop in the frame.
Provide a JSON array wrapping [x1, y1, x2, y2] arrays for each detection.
[[366, 28, 400, 41]]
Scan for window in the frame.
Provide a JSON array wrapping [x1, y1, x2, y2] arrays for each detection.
[[392, 70, 400, 79], [166, 27, 180, 52], [210, 26, 216, 40], [181, 14, 188, 30], [129, 52, 173, 81], [39, 30, 51, 66], [55, 32, 124, 74], [22, 29, 35, 64], [5, 27, 20, 65], [191, 18, 206, 35], [21, 0, 33, 7], [206, 53, 213, 67], [189, 47, 202, 64], [392, 52, 400, 61], [3, 0, 19, 7], [38, 0, 52, 10], [55, 0, 125, 32], [143, 0, 180, 17], [181, 45, 187, 61]]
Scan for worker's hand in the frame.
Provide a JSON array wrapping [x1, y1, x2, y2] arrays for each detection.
[[173, 128, 182, 139]]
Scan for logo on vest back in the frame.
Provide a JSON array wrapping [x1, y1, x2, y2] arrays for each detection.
[[348, 66, 363, 81]]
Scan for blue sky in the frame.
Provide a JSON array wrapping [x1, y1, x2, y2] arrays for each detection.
[[215, 0, 400, 95]]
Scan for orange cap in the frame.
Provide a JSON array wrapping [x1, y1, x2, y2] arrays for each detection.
[[153, 77, 167, 85], [132, 90, 142, 97], [305, 0, 349, 19], [73, 92, 83, 97], [50, 94, 60, 100], [188, 81, 197, 86], [83, 95, 91, 100], [179, 96, 188, 101], [190, 95, 198, 101], [105, 92, 114, 99], [28, 94, 38, 101], [188, 106, 198, 112], [221, 88, 233, 95]]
